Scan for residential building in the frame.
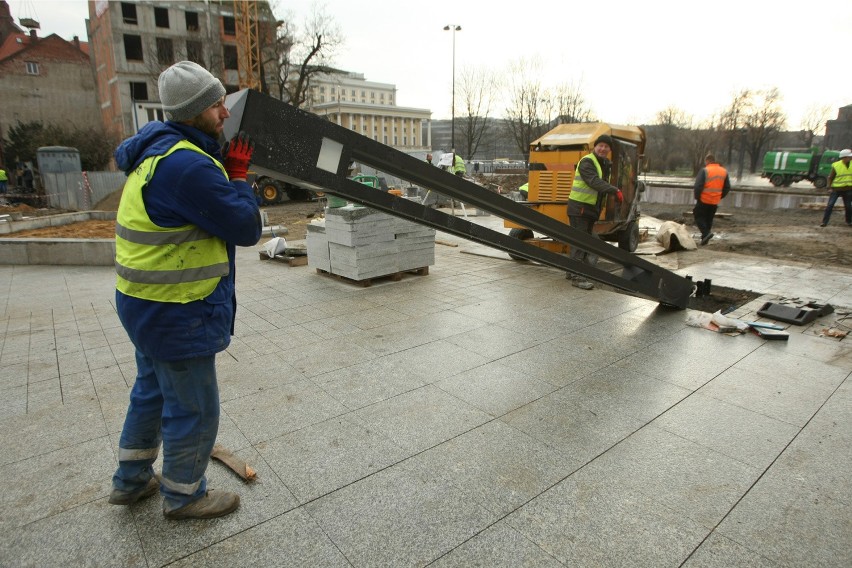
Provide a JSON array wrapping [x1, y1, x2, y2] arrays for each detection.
[[0, 0, 98, 165], [306, 71, 431, 153], [86, 0, 279, 140]]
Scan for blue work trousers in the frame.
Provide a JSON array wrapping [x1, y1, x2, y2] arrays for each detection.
[[112, 350, 220, 512], [821, 189, 852, 225]]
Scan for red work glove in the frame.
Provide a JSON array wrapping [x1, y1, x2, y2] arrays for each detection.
[[615, 189, 624, 204], [221, 131, 254, 181]]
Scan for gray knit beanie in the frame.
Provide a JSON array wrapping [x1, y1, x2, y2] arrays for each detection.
[[158, 61, 226, 122]]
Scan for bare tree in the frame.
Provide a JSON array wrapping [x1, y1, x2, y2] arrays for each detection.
[[719, 89, 750, 164], [646, 105, 690, 173], [456, 66, 499, 159], [502, 59, 550, 161], [552, 80, 594, 124], [267, 2, 343, 107], [682, 117, 723, 175], [799, 103, 831, 148], [743, 87, 787, 172]]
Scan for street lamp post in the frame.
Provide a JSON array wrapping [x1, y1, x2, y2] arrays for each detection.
[[443, 24, 461, 152]]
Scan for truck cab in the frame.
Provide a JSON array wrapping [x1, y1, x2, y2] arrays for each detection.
[[504, 122, 646, 254]]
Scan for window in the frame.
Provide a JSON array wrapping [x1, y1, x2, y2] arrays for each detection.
[[350, 89, 355, 96], [156, 37, 173, 65], [130, 82, 148, 100], [185, 11, 199, 31], [123, 34, 143, 61], [146, 107, 165, 122], [223, 45, 238, 70], [121, 2, 137, 25], [25, 61, 39, 75], [186, 40, 204, 66], [222, 16, 235, 36], [154, 7, 169, 28]]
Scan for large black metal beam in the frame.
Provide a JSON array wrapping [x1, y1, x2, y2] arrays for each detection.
[[224, 89, 697, 308]]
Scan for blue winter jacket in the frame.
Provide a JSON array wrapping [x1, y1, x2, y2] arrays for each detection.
[[114, 121, 261, 361]]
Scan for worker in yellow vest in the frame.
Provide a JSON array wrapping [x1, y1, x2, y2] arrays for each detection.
[[693, 153, 731, 245], [110, 61, 261, 520], [566, 134, 623, 290], [820, 148, 852, 227], [452, 152, 466, 176], [0, 166, 7, 194]]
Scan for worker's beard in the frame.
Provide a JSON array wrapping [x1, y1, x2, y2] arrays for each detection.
[[187, 114, 222, 139]]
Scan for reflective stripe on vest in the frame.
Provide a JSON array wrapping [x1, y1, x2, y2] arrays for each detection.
[[569, 153, 602, 206], [700, 163, 727, 205], [115, 140, 229, 303], [831, 160, 852, 188]]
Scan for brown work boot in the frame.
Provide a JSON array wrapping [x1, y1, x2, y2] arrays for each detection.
[[108, 477, 160, 505], [163, 490, 240, 520]]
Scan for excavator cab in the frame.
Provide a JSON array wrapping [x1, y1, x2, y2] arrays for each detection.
[[505, 122, 646, 254]]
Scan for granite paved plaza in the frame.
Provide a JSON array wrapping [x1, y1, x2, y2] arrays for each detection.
[[0, 214, 850, 567]]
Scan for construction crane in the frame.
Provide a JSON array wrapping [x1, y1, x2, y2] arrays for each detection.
[[233, 0, 261, 90]]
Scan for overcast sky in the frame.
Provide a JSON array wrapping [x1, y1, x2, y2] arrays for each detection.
[[18, 0, 852, 132]]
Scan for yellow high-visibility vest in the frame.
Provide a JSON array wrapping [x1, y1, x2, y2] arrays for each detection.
[[115, 140, 229, 303], [569, 153, 602, 206]]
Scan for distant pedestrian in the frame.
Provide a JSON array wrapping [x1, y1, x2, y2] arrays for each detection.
[[0, 167, 7, 193], [693, 154, 730, 245], [426, 153, 433, 165], [474, 161, 480, 174], [22, 167, 34, 192], [819, 148, 852, 227]]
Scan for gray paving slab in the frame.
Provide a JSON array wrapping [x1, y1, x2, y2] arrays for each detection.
[[304, 459, 499, 566], [1, 217, 851, 566], [430, 522, 564, 567], [505, 468, 709, 567], [167, 507, 351, 567], [257, 416, 406, 504]]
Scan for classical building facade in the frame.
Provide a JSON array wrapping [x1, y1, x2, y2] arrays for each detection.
[[86, 0, 279, 140], [0, 1, 99, 166], [305, 71, 431, 153]]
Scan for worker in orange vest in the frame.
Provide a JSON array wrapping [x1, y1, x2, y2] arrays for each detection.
[[693, 153, 730, 245]]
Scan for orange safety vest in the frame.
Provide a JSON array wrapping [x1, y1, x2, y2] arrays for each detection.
[[700, 163, 727, 205]]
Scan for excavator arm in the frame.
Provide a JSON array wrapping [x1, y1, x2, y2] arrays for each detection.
[[224, 89, 700, 309]]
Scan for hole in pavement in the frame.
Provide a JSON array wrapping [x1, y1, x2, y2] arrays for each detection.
[[688, 285, 762, 314]]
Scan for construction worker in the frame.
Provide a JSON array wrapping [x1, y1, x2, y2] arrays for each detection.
[[693, 153, 730, 245], [518, 182, 529, 200], [566, 134, 623, 290], [0, 166, 7, 193], [820, 148, 852, 227], [110, 61, 261, 520], [452, 152, 466, 176]]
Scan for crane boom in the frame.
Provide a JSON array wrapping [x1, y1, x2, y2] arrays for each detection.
[[234, 0, 261, 90]]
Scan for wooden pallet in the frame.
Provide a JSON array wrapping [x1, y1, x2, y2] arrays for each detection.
[[258, 252, 308, 266], [315, 266, 429, 287]]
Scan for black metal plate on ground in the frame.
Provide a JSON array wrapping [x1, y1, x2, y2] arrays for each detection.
[[756, 302, 821, 325]]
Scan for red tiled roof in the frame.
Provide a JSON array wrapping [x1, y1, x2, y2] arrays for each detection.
[[0, 32, 89, 61]]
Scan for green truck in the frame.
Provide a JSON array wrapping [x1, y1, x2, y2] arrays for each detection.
[[761, 148, 840, 189]]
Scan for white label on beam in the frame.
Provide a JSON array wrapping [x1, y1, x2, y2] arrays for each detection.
[[317, 138, 343, 173]]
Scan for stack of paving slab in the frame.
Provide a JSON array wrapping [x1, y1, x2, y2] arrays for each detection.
[[307, 205, 436, 281]]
